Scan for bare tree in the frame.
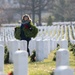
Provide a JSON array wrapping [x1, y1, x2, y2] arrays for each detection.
[[18, 0, 52, 25], [0, 7, 8, 25], [52, 0, 75, 21]]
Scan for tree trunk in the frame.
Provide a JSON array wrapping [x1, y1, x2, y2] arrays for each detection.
[[38, 0, 42, 26], [32, 0, 35, 24]]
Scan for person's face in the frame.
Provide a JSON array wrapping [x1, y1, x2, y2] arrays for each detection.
[[24, 17, 29, 21]]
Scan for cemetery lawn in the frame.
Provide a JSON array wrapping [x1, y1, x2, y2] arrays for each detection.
[[4, 48, 75, 75]]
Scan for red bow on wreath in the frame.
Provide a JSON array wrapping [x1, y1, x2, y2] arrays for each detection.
[[24, 25, 29, 29]]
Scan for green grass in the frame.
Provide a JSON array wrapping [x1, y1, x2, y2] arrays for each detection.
[[69, 49, 75, 68], [28, 50, 56, 75], [4, 47, 75, 75]]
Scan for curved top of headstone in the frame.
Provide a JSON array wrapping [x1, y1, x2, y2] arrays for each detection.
[[58, 48, 68, 51], [15, 50, 27, 55], [61, 39, 67, 41], [43, 39, 49, 41], [55, 66, 71, 71], [61, 39, 68, 48], [57, 49, 69, 53], [1, 24, 20, 27], [36, 38, 42, 41]]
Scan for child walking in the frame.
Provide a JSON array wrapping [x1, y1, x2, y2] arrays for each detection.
[[20, 14, 32, 56]]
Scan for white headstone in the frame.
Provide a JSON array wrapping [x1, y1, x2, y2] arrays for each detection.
[[60, 39, 68, 49], [0, 45, 4, 72], [50, 39, 52, 51], [52, 39, 57, 51], [29, 39, 36, 56], [73, 40, 75, 44], [19, 40, 27, 51], [54, 66, 74, 75], [14, 50, 28, 75], [43, 39, 50, 58], [0, 41, 4, 46], [56, 49, 69, 67], [36, 39, 44, 61], [8, 40, 18, 63]]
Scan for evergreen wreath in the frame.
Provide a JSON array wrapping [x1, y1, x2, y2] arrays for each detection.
[[14, 23, 38, 40], [4, 46, 9, 64], [23, 25, 38, 38], [30, 50, 36, 62], [14, 22, 38, 40], [14, 27, 21, 40]]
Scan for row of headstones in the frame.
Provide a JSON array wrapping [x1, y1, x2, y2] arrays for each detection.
[[0, 25, 65, 43], [12, 36, 67, 62], [57, 26, 65, 44], [3, 25, 59, 40], [36, 38, 57, 61], [0, 39, 74, 75], [68, 25, 73, 40], [0, 25, 74, 60], [3, 37, 58, 62], [68, 25, 75, 44], [49, 25, 63, 42], [0, 36, 57, 63], [0, 24, 75, 41], [54, 39, 74, 75], [0, 25, 74, 46], [0, 25, 74, 55], [0, 44, 28, 75], [56, 25, 68, 42], [64, 25, 67, 39], [52, 26, 60, 40], [0, 27, 15, 41], [21, 40, 74, 75], [51, 25, 75, 43], [0, 25, 61, 41], [8, 36, 72, 62], [0, 40, 27, 63], [13, 39, 75, 75], [0, 26, 55, 41], [1, 24, 75, 46], [0, 25, 71, 63], [37, 26, 57, 38], [0, 25, 60, 63], [71, 25, 75, 39], [52, 21, 75, 25], [7, 40, 27, 63], [30, 39, 75, 75]]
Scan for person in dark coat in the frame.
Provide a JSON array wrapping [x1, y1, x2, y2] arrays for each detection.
[[20, 14, 32, 56]]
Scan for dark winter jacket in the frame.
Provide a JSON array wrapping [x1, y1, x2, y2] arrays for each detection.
[[20, 20, 31, 41]]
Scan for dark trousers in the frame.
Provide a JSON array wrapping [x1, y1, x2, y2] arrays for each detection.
[[20, 28, 31, 56], [27, 40, 30, 56]]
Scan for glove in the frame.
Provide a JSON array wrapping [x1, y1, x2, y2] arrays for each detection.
[[29, 27, 32, 31]]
